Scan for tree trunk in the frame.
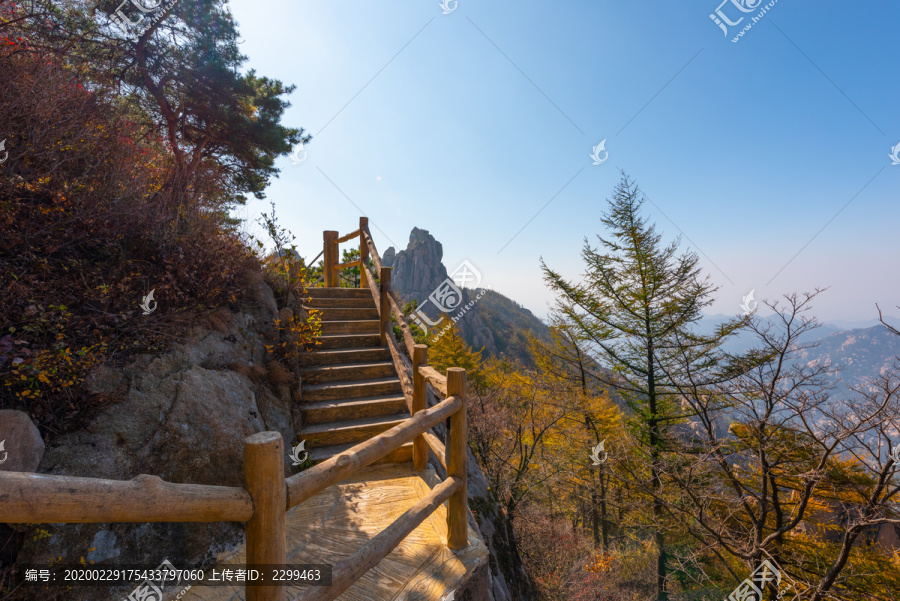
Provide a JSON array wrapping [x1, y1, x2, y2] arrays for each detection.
[[599, 464, 609, 551], [590, 465, 600, 549], [647, 336, 668, 601]]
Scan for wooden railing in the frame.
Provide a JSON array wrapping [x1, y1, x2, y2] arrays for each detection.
[[319, 217, 469, 548], [0, 219, 470, 601], [320, 217, 368, 288], [322, 218, 464, 476]]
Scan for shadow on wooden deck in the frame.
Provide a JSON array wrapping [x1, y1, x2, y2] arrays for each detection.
[[179, 463, 488, 601]]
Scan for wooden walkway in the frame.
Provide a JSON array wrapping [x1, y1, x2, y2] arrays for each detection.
[[180, 464, 487, 601]]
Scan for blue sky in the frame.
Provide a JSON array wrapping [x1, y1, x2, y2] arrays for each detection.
[[227, 0, 899, 323]]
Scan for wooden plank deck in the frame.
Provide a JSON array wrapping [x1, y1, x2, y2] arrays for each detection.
[[178, 464, 487, 601]]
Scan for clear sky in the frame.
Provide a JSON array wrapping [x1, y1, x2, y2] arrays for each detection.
[[226, 0, 899, 323]]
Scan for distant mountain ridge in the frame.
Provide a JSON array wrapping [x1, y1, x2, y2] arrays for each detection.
[[696, 314, 900, 395], [382, 228, 549, 365], [379, 228, 899, 387]]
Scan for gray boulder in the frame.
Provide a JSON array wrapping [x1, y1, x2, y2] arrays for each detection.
[[0, 409, 44, 473]]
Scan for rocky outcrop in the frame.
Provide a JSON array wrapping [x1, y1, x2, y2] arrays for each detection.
[[382, 228, 550, 366], [382, 228, 498, 355], [9, 274, 298, 600], [4, 268, 525, 600], [0, 410, 45, 570]]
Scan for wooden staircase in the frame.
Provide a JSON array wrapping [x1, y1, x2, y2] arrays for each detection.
[[1, 219, 483, 601], [300, 287, 413, 465]]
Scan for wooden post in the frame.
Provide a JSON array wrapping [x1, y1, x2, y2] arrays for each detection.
[[244, 432, 287, 601], [412, 345, 428, 471], [379, 267, 391, 347], [330, 231, 340, 287], [359, 217, 369, 290], [323, 231, 335, 288], [446, 367, 468, 550]]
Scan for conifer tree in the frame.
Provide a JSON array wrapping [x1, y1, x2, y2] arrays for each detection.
[[541, 172, 742, 600]]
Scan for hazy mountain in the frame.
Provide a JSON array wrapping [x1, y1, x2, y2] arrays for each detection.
[[792, 325, 900, 394], [695, 314, 900, 396], [467, 288, 550, 365]]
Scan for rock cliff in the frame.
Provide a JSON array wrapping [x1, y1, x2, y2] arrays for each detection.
[[382, 228, 549, 366], [8, 273, 290, 600], [382, 228, 497, 356]]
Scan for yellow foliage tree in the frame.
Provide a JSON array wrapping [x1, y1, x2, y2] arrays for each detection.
[[427, 316, 485, 389]]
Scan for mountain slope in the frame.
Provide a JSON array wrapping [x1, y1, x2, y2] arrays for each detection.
[[791, 325, 900, 394]]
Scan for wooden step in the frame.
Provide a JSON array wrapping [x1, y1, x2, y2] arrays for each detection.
[[313, 307, 379, 321], [308, 441, 413, 465], [303, 377, 402, 402], [302, 394, 408, 424], [302, 347, 391, 366], [304, 297, 375, 309], [320, 320, 380, 335], [302, 412, 409, 446], [300, 361, 396, 384], [306, 287, 371, 299], [316, 334, 382, 349]]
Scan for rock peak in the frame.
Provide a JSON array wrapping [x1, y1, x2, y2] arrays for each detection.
[[384, 228, 495, 355]]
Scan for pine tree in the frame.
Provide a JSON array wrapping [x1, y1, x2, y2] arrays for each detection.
[[541, 172, 742, 600]]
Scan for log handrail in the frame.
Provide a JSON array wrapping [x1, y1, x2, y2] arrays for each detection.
[[292, 476, 462, 601], [358, 222, 469, 550], [285, 395, 460, 508], [334, 259, 360, 270], [335, 228, 361, 244], [388, 292, 417, 356], [360, 228, 418, 356], [422, 431, 446, 469], [362, 228, 384, 275], [0, 472, 253, 523], [244, 432, 286, 601], [418, 365, 448, 397], [385, 326, 415, 408], [358, 223, 459, 480]]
